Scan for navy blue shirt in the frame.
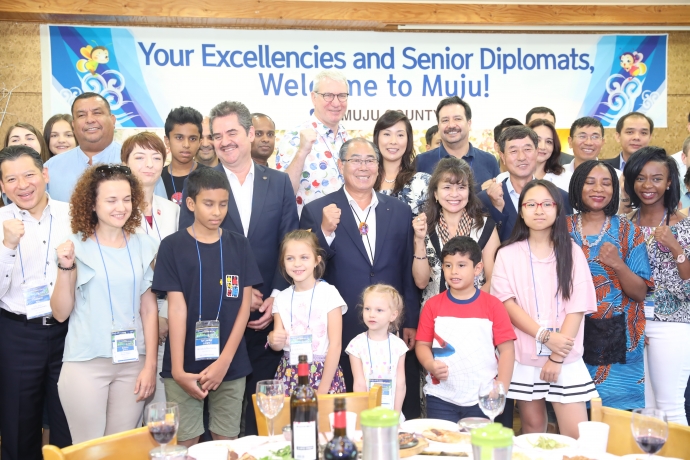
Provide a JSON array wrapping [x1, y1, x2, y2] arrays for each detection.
[[416, 143, 499, 191], [153, 229, 262, 381]]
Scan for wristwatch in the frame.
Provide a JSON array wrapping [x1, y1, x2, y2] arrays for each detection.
[[677, 253, 687, 264]]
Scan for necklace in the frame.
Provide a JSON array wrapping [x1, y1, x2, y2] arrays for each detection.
[[383, 177, 396, 184], [577, 214, 609, 247]]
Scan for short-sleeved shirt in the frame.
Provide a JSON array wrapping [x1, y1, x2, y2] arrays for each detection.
[[346, 331, 408, 387], [415, 143, 499, 192], [491, 240, 597, 367], [63, 232, 159, 362], [273, 281, 347, 358], [152, 229, 262, 381], [275, 116, 348, 214], [415, 289, 516, 407], [161, 163, 207, 205]]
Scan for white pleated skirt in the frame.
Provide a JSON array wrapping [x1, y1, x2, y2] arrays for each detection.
[[507, 359, 599, 403]]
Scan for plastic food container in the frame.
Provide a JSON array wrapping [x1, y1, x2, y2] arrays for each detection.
[[360, 406, 399, 460]]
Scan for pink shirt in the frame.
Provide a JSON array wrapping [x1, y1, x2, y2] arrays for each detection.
[[491, 240, 596, 367]]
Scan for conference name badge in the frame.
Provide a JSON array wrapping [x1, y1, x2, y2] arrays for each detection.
[[195, 320, 220, 361], [644, 291, 655, 320], [22, 283, 52, 319], [111, 329, 139, 364], [226, 275, 239, 298], [289, 332, 313, 366], [536, 327, 560, 357], [369, 376, 394, 410]]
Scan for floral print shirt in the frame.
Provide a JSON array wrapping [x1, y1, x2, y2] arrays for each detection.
[[379, 172, 431, 217], [275, 116, 348, 214]]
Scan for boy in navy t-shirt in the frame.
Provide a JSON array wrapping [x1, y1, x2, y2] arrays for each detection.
[[415, 236, 516, 423], [152, 168, 262, 446]]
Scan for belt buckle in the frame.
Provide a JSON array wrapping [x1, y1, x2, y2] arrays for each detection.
[[42, 316, 51, 326]]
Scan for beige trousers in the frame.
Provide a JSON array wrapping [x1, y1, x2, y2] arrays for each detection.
[[58, 357, 145, 443]]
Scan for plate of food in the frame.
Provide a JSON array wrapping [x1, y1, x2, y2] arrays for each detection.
[[400, 419, 471, 454], [400, 419, 460, 434], [514, 433, 577, 452], [240, 441, 292, 460]]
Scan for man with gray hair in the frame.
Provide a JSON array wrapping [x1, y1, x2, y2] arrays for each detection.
[[178, 100, 298, 436], [276, 70, 350, 214], [299, 138, 420, 405]]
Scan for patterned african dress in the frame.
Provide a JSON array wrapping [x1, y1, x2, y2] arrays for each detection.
[[567, 214, 653, 410]]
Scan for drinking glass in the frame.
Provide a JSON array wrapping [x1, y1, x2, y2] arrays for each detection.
[[147, 401, 179, 454], [257, 379, 285, 437], [478, 380, 506, 423], [631, 408, 668, 458]]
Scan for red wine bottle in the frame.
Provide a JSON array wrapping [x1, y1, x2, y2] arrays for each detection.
[[291, 355, 319, 460], [323, 398, 357, 459]]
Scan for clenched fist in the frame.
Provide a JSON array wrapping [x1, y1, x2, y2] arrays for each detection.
[[597, 242, 622, 269], [321, 203, 341, 236], [56, 240, 75, 268], [2, 219, 25, 250], [412, 214, 427, 241], [486, 181, 505, 212], [298, 128, 318, 156]]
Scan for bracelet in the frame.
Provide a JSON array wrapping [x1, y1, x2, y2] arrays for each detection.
[[413, 255, 427, 260], [548, 355, 564, 364], [57, 262, 76, 271]]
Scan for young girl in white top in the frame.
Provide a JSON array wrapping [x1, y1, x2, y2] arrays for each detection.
[[346, 284, 408, 415], [268, 230, 347, 395]]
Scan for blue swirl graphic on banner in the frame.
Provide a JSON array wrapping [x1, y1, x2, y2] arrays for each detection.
[[579, 35, 667, 127], [49, 26, 163, 127]]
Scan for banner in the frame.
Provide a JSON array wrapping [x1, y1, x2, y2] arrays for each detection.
[[41, 26, 667, 131]]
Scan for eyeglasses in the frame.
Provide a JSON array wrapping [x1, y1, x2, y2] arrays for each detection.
[[314, 92, 349, 102], [95, 164, 132, 177], [341, 158, 378, 167], [574, 133, 603, 142], [522, 200, 557, 211]]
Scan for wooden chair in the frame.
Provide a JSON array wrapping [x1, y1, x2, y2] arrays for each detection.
[[590, 397, 690, 459], [253, 385, 382, 436], [42, 426, 171, 460]]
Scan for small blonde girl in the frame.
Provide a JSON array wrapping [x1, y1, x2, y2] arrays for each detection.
[[268, 230, 347, 395], [346, 284, 408, 414]]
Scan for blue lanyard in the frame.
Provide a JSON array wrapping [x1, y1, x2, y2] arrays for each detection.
[[191, 226, 224, 322], [290, 280, 317, 327], [169, 161, 195, 196], [143, 212, 162, 241], [95, 229, 136, 328], [366, 331, 392, 375], [17, 214, 52, 283], [526, 240, 559, 325]]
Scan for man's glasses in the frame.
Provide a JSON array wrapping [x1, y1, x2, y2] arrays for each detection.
[[314, 92, 349, 102], [341, 158, 378, 167], [522, 200, 557, 211], [95, 164, 132, 177], [574, 133, 603, 142]]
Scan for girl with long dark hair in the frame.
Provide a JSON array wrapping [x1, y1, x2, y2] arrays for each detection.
[[373, 110, 430, 216], [491, 180, 598, 438], [567, 160, 652, 410], [623, 146, 690, 424]]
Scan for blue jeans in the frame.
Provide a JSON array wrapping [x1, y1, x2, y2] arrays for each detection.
[[426, 395, 486, 423]]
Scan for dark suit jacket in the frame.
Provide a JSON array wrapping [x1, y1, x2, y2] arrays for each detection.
[[559, 152, 575, 165], [299, 187, 420, 351], [179, 162, 299, 341], [477, 178, 573, 241], [602, 154, 622, 170]]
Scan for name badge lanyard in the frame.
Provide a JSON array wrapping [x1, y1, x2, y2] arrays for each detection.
[[318, 130, 344, 182], [143, 211, 162, 241], [17, 214, 53, 318], [527, 240, 559, 357], [366, 331, 394, 409], [95, 229, 139, 363], [289, 280, 317, 365], [637, 210, 667, 319], [192, 226, 224, 361], [169, 161, 195, 198]]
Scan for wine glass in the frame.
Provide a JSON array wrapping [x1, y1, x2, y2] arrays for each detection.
[[631, 408, 668, 458], [147, 401, 179, 454], [478, 380, 506, 423], [257, 379, 285, 437]]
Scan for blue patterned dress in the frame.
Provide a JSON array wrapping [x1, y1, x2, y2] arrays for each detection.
[[379, 172, 431, 217], [567, 214, 653, 410]]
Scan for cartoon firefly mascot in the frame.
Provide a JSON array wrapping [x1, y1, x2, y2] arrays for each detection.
[[620, 51, 647, 79], [76, 45, 110, 75]]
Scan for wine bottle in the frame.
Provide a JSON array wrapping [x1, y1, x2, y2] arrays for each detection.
[[291, 354, 319, 460], [324, 398, 358, 459]]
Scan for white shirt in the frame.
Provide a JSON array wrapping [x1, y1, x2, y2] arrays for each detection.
[[673, 150, 687, 195], [325, 188, 379, 264], [505, 177, 522, 211], [223, 162, 255, 236], [0, 196, 72, 315], [137, 195, 180, 243]]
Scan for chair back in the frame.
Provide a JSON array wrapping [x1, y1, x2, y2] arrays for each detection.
[[590, 397, 690, 459], [42, 426, 163, 460], [253, 385, 382, 436]]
